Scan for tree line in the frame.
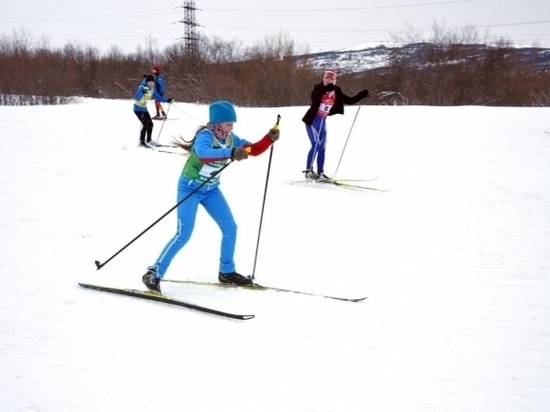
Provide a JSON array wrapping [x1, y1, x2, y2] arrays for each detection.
[[0, 25, 549, 107]]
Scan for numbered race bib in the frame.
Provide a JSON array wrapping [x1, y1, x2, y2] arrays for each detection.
[[199, 162, 223, 179], [317, 91, 336, 117]]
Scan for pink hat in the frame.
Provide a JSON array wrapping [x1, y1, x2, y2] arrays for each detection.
[[324, 70, 337, 79]]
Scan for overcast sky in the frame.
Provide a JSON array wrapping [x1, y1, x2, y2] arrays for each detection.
[[2, 0, 549, 54]]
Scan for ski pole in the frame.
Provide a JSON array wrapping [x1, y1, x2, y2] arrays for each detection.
[[334, 105, 361, 178], [170, 102, 197, 121], [250, 114, 280, 280], [154, 101, 172, 143], [94, 161, 233, 270]]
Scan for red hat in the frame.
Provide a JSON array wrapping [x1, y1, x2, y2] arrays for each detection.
[[152, 64, 161, 73]]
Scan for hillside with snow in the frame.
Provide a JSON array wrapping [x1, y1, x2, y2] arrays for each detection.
[[301, 41, 550, 73]]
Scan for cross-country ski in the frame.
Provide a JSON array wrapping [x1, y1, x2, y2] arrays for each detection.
[[78, 283, 254, 320], [162, 279, 367, 302]]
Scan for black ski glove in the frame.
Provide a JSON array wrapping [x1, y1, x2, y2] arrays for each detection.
[[167, 98, 175, 103], [360, 89, 369, 99], [268, 128, 280, 142], [231, 147, 249, 161]]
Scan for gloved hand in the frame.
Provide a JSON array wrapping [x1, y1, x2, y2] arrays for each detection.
[[167, 98, 175, 103], [268, 128, 280, 142], [142, 86, 150, 93], [142, 74, 148, 78], [359, 89, 369, 99], [231, 147, 249, 161]]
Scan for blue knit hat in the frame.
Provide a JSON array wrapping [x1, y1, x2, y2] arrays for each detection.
[[209, 100, 237, 124]]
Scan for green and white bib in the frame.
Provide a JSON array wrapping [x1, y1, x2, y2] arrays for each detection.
[[182, 131, 234, 184]]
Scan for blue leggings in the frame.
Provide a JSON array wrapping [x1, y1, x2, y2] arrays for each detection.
[[305, 115, 327, 172], [152, 176, 237, 278]]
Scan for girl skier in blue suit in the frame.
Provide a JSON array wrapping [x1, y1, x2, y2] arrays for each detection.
[[142, 100, 280, 293]]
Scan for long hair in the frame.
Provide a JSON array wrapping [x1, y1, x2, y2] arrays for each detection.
[[172, 126, 207, 152]]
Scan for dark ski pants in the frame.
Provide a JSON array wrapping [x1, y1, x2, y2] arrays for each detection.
[[134, 110, 154, 143]]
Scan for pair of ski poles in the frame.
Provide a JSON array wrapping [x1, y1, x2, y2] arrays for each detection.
[[95, 114, 281, 281], [154, 102, 198, 144]]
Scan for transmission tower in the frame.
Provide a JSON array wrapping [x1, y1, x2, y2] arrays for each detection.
[[177, 0, 200, 58]]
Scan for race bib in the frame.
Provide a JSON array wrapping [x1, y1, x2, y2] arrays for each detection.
[[318, 91, 336, 116]]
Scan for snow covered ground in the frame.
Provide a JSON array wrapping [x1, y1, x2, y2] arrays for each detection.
[[0, 99, 549, 411]]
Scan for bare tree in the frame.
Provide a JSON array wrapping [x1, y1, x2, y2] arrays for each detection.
[[0, 24, 549, 107]]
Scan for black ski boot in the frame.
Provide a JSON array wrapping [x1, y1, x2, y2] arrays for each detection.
[[317, 171, 330, 181], [218, 272, 253, 286], [303, 168, 319, 181], [142, 268, 161, 293]]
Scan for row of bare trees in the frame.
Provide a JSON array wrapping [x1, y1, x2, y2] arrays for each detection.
[[381, 23, 550, 106], [1, 25, 549, 107]]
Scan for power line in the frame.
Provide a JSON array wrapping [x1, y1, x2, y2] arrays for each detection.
[[202, 19, 550, 36], [0, 8, 175, 24], [203, 0, 478, 13], [481, 20, 550, 28]]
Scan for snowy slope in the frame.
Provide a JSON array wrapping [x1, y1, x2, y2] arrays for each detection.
[[0, 99, 549, 411]]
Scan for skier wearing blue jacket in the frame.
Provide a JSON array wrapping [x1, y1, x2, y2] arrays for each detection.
[[142, 100, 280, 293], [151, 64, 167, 119], [133, 74, 173, 147]]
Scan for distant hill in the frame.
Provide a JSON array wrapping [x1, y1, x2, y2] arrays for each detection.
[[297, 43, 550, 74]]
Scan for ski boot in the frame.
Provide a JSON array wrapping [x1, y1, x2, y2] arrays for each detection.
[[142, 268, 161, 293], [303, 168, 319, 181], [317, 171, 330, 182], [218, 272, 253, 286]]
